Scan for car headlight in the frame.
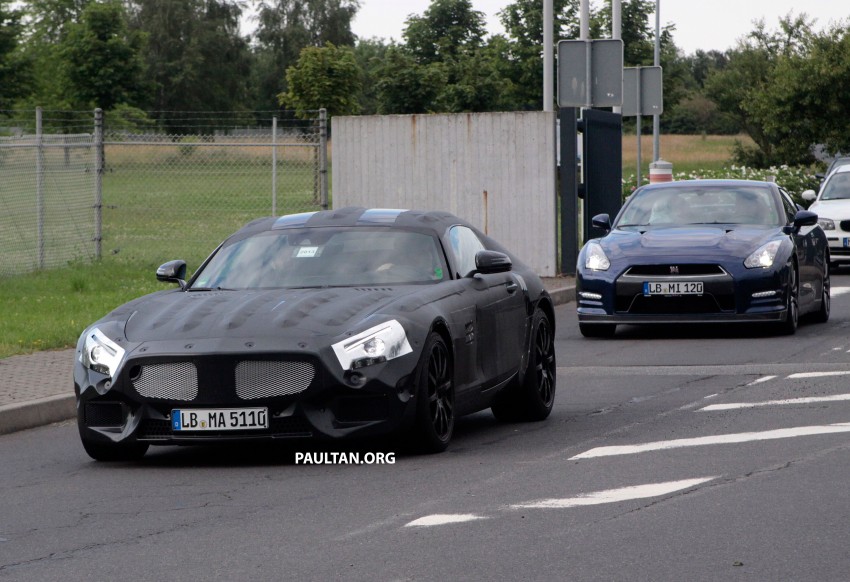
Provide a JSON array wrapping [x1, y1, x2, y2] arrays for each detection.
[[744, 240, 782, 269], [79, 327, 125, 378], [584, 242, 610, 271], [818, 217, 835, 230], [331, 320, 412, 370]]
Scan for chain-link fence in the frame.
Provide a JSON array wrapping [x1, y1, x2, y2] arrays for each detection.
[[0, 110, 98, 276], [103, 110, 327, 266], [0, 109, 328, 276]]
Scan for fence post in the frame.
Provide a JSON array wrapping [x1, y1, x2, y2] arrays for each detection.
[[272, 115, 278, 215], [94, 108, 103, 260], [319, 108, 328, 210], [36, 107, 44, 269]]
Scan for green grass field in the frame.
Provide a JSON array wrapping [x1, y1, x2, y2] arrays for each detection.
[[1, 134, 748, 358]]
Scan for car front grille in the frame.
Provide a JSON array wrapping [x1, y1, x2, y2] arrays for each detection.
[[616, 294, 735, 314], [131, 362, 199, 401], [235, 360, 316, 400], [84, 402, 125, 427], [623, 264, 726, 277]]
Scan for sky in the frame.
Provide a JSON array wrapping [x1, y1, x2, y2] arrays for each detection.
[[349, 0, 850, 55]]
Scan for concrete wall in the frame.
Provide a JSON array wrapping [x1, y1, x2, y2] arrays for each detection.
[[332, 112, 558, 276]]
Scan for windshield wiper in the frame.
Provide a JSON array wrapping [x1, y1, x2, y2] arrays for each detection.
[[187, 286, 235, 291]]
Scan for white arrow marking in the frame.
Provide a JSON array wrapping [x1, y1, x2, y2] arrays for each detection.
[[405, 514, 487, 527], [570, 423, 850, 459], [511, 477, 717, 509], [700, 394, 850, 411]]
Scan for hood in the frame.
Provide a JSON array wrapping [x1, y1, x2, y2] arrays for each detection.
[[118, 287, 422, 342], [601, 226, 777, 261], [809, 199, 850, 219]]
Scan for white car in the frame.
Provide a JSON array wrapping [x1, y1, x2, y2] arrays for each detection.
[[803, 164, 850, 268]]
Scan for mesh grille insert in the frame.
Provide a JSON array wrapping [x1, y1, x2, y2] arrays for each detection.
[[235, 360, 315, 400], [132, 362, 198, 401]]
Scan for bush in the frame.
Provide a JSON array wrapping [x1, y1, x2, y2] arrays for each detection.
[[622, 164, 821, 207]]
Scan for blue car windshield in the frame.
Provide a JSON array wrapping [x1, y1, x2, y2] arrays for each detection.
[[616, 185, 784, 228], [192, 227, 448, 289]]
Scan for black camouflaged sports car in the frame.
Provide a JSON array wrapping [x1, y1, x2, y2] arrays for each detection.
[[75, 207, 556, 460]]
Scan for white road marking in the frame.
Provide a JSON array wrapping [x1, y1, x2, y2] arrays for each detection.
[[789, 371, 850, 379], [700, 394, 850, 411], [570, 423, 850, 459], [405, 514, 487, 527], [510, 477, 717, 510], [704, 393, 718, 399], [747, 375, 777, 386], [831, 286, 850, 297]]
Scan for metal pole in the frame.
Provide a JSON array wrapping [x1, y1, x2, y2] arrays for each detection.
[[636, 68, 642, 189], [652, 0, 661, 161], [272, 116, 278, 215], [94, 108, 103, 260], [580, 0, 590, 108], [612, 0, 622, 114], [543, 0, 553, 112], [319, 108, 328, 210], [36, 107, 44, 269]]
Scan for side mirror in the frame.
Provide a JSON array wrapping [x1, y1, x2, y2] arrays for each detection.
[[793, 210, 818, 229], [156, 260, 187, 289], [801, 189, 817, 202], [591, 213, 612, 231], [472, 250, 512, 275], [815, 173, 825, 181]]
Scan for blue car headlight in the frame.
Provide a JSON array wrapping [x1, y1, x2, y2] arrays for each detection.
[[744, 240, 782, 269], [79, 327, 125, 378], [331, 320, 412, 370], [585, 242, 611, 271]]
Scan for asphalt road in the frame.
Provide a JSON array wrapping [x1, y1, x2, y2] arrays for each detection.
[[4, 274, 850, 581]]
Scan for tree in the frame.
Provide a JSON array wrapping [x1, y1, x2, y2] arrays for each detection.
[[496, 0, 580, 110], [58, 1, 146, 110], [278, 42, 361, 118], [252, 0, 360, 110], [403, 0, 486, 64], [705, 14, 818, 166], [374, 46, 446, 114], [125, 0, 251, 118], [0, 0, 31, 110]]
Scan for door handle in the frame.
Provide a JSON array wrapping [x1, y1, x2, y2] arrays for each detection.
[[506, 281, 518, 293]]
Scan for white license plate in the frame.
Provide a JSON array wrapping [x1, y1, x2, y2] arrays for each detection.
[[171, 408, 268, 431], [643, 281, 704, 295]]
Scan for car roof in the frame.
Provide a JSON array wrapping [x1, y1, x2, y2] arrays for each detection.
[[637, 179, 775, 191], [829, 164, 850, 175], [233, 207, 472, 238]]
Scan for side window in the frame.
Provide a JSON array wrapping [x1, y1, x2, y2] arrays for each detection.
[[779, 188, 797, 223], [448, 226, 486, 277]]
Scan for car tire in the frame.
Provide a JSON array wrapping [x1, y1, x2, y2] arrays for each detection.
[[81, 437, 149, 462], [579, 322, 616, 338], [779, 264, 799, 335], [811, 261, 831, 324], [410, 332, 454, 453], [491, 309, 557, 422]]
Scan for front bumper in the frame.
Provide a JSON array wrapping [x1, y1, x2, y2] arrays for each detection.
[[577, 261, 789, 325], [75, 341, 420, 447]]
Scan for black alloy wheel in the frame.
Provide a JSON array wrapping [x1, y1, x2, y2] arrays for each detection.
[[491, 309, 557, 422], [812, 260, 831, 323], [412, 332, 455, 453], [780, 264, 799, 335]]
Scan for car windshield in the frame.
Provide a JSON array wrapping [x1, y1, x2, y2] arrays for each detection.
[[616, 185, 784, 228], [820, 172, 850, 200], [191, 227, 448, 289]]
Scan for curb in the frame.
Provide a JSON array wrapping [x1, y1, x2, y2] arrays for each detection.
[[0, 394, 76, 436], [0, 285, 575, 436]]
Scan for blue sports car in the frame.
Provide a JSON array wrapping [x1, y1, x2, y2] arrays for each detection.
[[577, 180, 830, 337]]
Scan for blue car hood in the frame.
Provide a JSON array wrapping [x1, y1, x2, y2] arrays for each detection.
[[601, 226, 777, 261]]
